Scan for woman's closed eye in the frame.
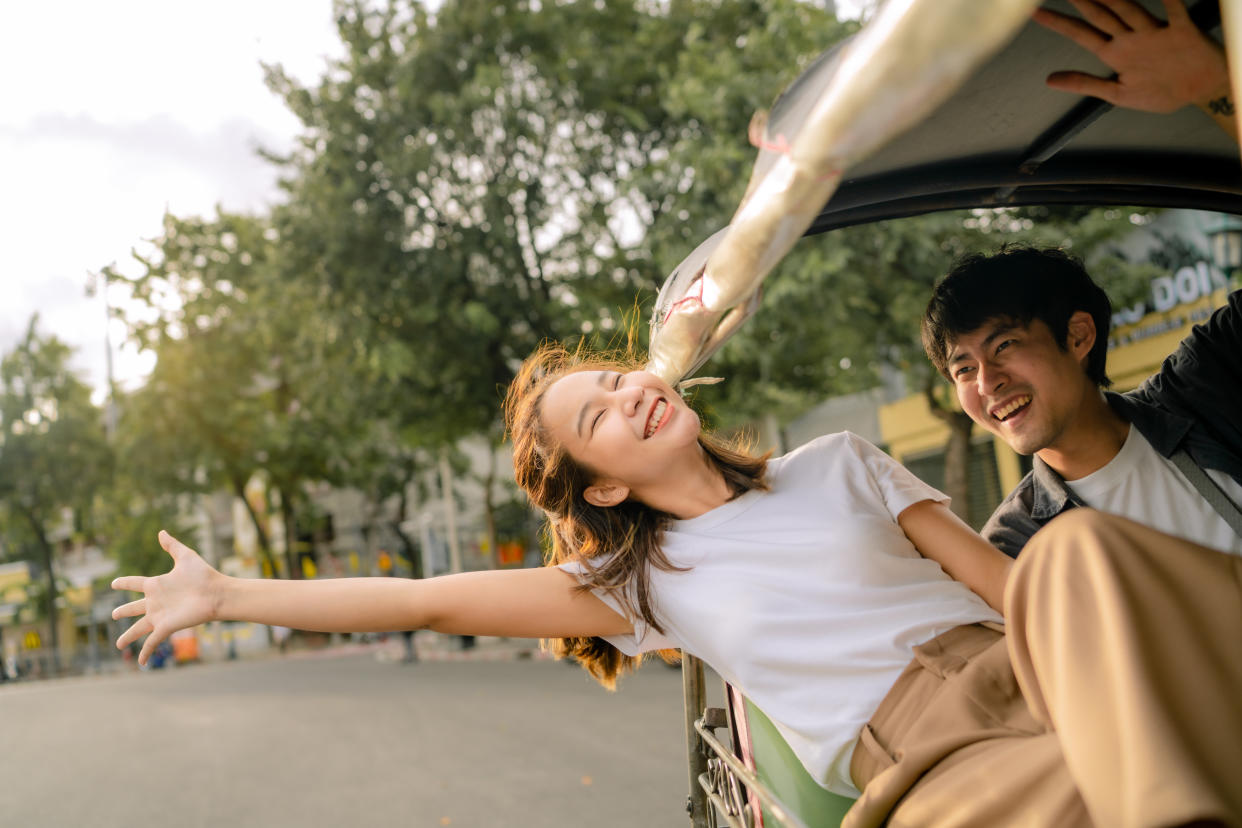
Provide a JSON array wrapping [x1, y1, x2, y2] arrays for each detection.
[[589, 373, 624, 434]]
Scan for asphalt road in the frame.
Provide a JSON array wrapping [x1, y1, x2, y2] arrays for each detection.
[[0, 647, 698, 828]]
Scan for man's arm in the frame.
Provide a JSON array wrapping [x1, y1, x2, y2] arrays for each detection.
[[1035, 0, 1236, 140], [1135, 289, 1242, 459]]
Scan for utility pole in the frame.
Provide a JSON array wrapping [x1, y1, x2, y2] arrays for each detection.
[[85, 270, 118, 439]]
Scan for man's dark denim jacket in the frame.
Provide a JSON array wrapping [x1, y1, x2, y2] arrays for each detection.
[[983, 288, 1242, 559]]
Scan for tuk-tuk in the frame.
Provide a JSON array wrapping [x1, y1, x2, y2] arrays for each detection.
[[655, 1, 1241, 825]]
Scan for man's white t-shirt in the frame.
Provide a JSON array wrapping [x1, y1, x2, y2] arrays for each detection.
[[1066, 425, 1242, 556], [560, 432, 1001, 796]]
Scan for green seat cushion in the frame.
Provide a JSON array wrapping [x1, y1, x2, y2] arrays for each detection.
[[742, 698, 856, 826]]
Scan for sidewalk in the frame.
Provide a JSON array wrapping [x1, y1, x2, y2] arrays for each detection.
[[0, 633, 556, 689], [283, 632, 556, 664]]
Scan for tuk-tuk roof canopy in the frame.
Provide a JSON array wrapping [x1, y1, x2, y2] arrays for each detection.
[[804, 0, 1239, 234]]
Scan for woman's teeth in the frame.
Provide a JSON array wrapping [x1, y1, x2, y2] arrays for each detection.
[[645, 399, 667, 437]]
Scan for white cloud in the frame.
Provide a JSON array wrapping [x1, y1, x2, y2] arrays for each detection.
[[1, 1, 336, 135], [0, 0, 340, 401]]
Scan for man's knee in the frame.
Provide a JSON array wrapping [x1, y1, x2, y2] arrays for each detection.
[[1015, 508, 1209, 596], [1025, 508, 1125, 556], [1011, 509, 1137, 592]]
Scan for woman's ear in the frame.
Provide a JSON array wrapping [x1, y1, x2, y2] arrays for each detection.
[[1066, 310, 1097, 360], [583, 481, 630, 508]]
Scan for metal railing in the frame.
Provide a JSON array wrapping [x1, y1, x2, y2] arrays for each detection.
[[682, 654, 809, 828]]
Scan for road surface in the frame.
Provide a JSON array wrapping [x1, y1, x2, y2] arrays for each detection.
[[0, 644, 698, 827]]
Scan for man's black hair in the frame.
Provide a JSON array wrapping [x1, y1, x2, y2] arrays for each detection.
[[922, 245, 1113, 387]]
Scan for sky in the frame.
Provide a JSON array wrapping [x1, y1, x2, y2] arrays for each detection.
[[0, 1, 341, 401], [1, 0, 869, 404]]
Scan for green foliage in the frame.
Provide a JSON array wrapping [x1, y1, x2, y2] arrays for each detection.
[[262, 0, 847, 446], [638, 1, 854, 278], [96, 493, 189, 577], [108, 210, 368, 573], [0, 319, 112, 541], [691, 206, 1162, 427], [0, 319, 111, 663], [98, 383, 197, 576]]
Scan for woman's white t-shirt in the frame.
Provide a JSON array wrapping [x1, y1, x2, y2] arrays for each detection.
[[560, 432, 1002, 796]]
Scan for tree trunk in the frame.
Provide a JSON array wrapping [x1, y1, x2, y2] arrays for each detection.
[[37, 531, 61, 674], [923, 379, 974, 523], [16, 503, 61, 674], [231, 476, 278, 578], [389, 473, 423, 580], [279, 493, 300, 579]]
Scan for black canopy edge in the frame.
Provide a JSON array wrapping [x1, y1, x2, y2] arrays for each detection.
[[807, 151, 1242, 235]]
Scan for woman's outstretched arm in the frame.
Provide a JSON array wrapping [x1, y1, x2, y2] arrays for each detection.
[[897, 500, 1013, 615], [112, 530, 632, 665]]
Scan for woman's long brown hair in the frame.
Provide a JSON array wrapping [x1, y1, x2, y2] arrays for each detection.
[[504, 342, 768, 688]]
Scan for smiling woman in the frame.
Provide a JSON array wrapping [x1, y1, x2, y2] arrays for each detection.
[[539, 366, 732, 516], [504, 342, 770, 687]]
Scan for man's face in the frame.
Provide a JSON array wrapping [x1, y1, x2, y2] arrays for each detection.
[[946, 316, 1096, 456]]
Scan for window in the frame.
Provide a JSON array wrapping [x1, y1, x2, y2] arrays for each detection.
[[902, 440, 1005, 530]]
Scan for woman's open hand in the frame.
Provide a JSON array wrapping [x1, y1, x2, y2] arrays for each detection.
[[112, 531, 223, 666]]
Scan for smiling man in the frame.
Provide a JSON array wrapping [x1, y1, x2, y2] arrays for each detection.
[[922, 246, 1242, 557], [914, 0, 1242, 558]]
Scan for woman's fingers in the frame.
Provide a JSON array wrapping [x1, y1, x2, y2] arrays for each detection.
[[116, 618, 152, 651], [138, 629, 169, 667], [112, 575, 147, 594], [158, 530, 189, 562], [112, 598, 147, 620]]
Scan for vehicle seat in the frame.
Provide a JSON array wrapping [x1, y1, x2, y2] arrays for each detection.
[[734, 690, 857, 827]]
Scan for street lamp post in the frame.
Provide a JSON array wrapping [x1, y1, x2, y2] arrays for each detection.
[[84, 270, 118, 670]]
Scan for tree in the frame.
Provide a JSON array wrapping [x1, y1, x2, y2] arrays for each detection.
[[109, 210, 363, 578], [0, 319, 111, 671], [334, 416, 435, 579], [259, 0, 849, 544]]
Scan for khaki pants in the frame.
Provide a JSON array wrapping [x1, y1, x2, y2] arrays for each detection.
[[845, 509, 1242, 828]]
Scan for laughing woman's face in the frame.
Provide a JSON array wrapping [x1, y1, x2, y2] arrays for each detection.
[[540, 369, 702, 496]]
